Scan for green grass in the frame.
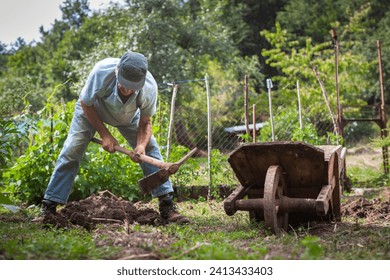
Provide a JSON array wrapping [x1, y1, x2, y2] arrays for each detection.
[[348, 166, 389, 189], [1, 187, 389, 260], [3, 144, 388, 260], [0, 209, 119, 260]]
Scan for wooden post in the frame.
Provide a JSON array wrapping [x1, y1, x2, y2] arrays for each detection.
[[332, 29, 343, 137], [377, 40, 389, 174], [313, 66, 339, 139]]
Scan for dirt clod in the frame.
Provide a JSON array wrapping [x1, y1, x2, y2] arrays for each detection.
[[43, 190, 160, 229]]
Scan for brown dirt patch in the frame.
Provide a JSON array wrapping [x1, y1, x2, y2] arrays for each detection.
[[40, 190, 170, 259], [93, 225, 173, 259], [341, 187, 390, 224], [42, 190, 161, 229], [342, 197, 390, 222]]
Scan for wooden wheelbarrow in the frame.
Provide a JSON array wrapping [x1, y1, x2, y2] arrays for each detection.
[[223, 141, 346, 234]]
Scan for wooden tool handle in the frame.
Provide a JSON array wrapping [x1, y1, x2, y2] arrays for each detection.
[[167, 147, 199, 174], [91, 138, 170, 169], [91, 137, 131, 155], [175, 148, 198, 166]]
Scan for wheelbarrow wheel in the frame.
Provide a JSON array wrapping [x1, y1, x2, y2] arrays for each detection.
[[264, 165, 288, 234]]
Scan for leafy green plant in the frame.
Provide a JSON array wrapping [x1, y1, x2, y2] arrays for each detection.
[[168, 145, 202, 187], [0, 119, 20, 168], [0, 193, 12, 204], [3, 101, 71, 204], [300, 235, 324, 260], [74, 144, 142, 202], [291, 123, 326, 144], [209, 149, 237, 188], [371, 128, 390, 150], [3, 99, 143, 204]]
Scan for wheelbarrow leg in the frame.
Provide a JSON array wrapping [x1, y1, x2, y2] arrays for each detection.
[[328, 152, 341, 221]]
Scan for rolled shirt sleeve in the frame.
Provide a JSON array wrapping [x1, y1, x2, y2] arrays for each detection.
[[80, 58, 118, 106], [138, 71, 158, 117]]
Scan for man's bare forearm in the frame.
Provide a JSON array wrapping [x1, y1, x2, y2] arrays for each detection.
[[136, 116, 153, 152], [80, 100, 111, 138], [80, 100, 118, 152]]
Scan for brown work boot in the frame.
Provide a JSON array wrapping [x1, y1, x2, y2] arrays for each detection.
[[158, 193, 190, 224], [31, 199, 58, 223]]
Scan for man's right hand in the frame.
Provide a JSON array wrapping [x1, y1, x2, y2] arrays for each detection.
[[101, 135, 119, 153]]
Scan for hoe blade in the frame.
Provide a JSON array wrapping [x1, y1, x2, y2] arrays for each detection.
[[138, 169, 170, 194]]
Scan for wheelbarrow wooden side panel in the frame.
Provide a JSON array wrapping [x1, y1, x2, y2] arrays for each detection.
[[228, 141, 327, 198]]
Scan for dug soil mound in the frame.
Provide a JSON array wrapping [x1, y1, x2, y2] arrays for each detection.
[[42, 190, 161, 229], [342, 197, 390, 223]]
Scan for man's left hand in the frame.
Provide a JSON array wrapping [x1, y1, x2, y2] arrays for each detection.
[[132, 145, 146, 163]]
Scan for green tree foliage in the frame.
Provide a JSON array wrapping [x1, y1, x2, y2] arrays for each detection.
[[260, 7, 376, 141], [276, 0, 390, 104], [1, 0, 390, 204]]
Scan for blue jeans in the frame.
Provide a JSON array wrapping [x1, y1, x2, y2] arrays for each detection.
[[43, 102, 173, 204]]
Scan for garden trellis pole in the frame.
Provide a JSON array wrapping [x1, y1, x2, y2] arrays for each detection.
[[244, 75, 250, 137], [166, 84, 178, 161], [253, 104, 256, 142], [205, 74, 212, 197], [266, 78, 275, 141], [297, 80, 303, 130]]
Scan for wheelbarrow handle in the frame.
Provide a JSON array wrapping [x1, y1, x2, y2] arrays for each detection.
[[90, 137, 170, 169]]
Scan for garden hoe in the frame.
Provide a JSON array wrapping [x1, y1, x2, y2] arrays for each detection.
[[91, 138, 198, 194]]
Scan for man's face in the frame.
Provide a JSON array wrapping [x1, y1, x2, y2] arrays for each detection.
[[118, 84, 135, 96]]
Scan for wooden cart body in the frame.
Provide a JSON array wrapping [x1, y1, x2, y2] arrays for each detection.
[[223, 141, 346, 234]]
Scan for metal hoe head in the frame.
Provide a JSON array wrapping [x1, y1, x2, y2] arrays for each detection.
[[138, 169, 170, 194], [137, 148, 198, 194]]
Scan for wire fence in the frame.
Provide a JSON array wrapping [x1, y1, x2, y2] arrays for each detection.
[[153, 79, 340, 191]]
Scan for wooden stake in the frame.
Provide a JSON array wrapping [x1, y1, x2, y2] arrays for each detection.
[[312, 66, 339, 138], [377, 40, 389, 174], [332, 29, 343, 136]]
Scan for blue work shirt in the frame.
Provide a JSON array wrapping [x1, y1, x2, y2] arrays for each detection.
[[79, 58, 157, 126]]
